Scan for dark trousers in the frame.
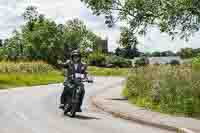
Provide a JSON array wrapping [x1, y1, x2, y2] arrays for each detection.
[[60, 81, 85, 107]]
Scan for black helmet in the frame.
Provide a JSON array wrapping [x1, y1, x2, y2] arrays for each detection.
[[71, 49, 81, 59]]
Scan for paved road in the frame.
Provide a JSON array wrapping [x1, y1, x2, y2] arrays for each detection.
[[0, 77, 174, 133]]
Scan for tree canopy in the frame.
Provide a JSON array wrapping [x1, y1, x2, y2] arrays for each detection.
[[0, 6, 101, 65], [81, 0, 200, 41]]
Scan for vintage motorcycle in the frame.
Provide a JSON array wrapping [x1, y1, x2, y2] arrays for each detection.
[[63, 73, 93, 117]]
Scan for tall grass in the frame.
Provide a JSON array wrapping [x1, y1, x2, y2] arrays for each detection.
[[0, 61, 55, 73], [88, 66, 129, 76], [0, 61, 63, 89], [123, 64, 200, 118]]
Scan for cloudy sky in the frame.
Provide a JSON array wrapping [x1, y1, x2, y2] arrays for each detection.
[[0, 0, 200, 52]]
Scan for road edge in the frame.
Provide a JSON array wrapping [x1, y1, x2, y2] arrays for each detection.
[[91, 86, 195, 133]]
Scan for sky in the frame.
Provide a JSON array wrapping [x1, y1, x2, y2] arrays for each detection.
[[0, 0, 200, 52]]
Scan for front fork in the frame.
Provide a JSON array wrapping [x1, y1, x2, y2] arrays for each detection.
[[72, 82, 84, 102]]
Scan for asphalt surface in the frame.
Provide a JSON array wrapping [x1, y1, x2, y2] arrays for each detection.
[[0, 77, 174, 133]]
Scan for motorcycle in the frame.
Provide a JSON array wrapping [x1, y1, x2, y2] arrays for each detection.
[[63, 73, 93, 117]]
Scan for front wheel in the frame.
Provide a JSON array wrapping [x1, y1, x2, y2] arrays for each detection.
[[63, 104, 70, 115], [70, 103, 78, 117]]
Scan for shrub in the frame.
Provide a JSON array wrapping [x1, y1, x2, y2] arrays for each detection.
[[135, 57, 149, 67], [192, 55, 200, 70], [87, 52, 106, 67], [169, 59, 180, 65], [106, 55, 132, 68]]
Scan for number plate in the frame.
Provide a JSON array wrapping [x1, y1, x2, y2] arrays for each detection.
[[75, 73, 84, 78]]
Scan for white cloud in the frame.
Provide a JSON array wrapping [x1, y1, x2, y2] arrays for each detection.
[[0, 0, 199, 52]]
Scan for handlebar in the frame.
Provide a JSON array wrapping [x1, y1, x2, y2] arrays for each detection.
[[81, 78, 94, 83]]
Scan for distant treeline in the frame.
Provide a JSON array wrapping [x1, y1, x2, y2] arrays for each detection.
[[115, 47, 200, 59]]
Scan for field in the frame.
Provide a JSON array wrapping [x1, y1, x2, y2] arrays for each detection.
[[0, 61, 128, 89], [0, 61, 63, 89]]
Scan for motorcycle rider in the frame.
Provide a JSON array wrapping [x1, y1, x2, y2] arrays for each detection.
[[58, 49, 87, 112]]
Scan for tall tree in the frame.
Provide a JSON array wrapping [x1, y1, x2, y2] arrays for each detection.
[[0, 6, 101, 64], [119, 27, 139, 58], [0, 39, 2, 47], [23, 6, 39, 31]]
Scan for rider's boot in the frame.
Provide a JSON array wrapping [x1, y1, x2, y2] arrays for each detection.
[[77, 107, 82, 112], [59, 104, 65, 109]]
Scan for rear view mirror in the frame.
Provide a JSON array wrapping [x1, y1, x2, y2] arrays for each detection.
[[87, 75, 94, 83]]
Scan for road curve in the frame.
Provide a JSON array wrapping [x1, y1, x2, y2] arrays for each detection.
[[0, 77, 174, 133]]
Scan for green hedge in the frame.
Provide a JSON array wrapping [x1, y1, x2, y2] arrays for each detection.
[[134, 57, 149, 67], [87, 52, 132, 68], [105, 55, 132, 68]]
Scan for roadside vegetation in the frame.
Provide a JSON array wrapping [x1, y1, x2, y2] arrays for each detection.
[[1, 1, 200, 119], [88, 66, 129, 76], [123, 62, 200, 118], [0, 61, 63, 89], [0, 61, 129, 89]]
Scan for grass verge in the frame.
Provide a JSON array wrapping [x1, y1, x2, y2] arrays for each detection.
[[0, 61, 129, 89], [88, 66, 129, 76], [122, 64, 200, 118], [0, 71, 63, 89]]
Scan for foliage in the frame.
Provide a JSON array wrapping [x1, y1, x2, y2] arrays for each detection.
[[81, 0, 200, 41], [106, 55, 132, 68], [118, 27, 140, 59], [192, 55, 200, 70], [0, 6, 100, 65], [123, 65, 200, 117], [87, 52, 106, 67], [134, 57, 149, 67], [169, 59, 180, 65], [179, 48, 194, 59], [115, 46, 140, 59]]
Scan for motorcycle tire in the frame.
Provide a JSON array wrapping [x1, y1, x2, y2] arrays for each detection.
[[64, 104, 70, 115], [70, 104, 77, 118]]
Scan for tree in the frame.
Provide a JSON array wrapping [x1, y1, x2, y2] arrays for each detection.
[[193, 48, 200, 57], [179, 48, 194, 58], [144, 52, 151, 57], [152, 51, 161, 57], [115, 47, 125, 57], [0, 39, 2, 47], [81, 0, 200, 41], [118, 27, 140, 58], [23, 6, 39, 31], [0, 6, 101, 64]]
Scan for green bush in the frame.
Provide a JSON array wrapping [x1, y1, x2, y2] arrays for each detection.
[[106, 55, 132, 68], [169, 59, 180, 65], [135, 57, 149, 67], [192, 55, 200, 70], [123, 65, 200, 118], [87, 52, 106, 67]]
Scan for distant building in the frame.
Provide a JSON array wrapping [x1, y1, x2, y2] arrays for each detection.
[[94, 38, 108, 53]]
